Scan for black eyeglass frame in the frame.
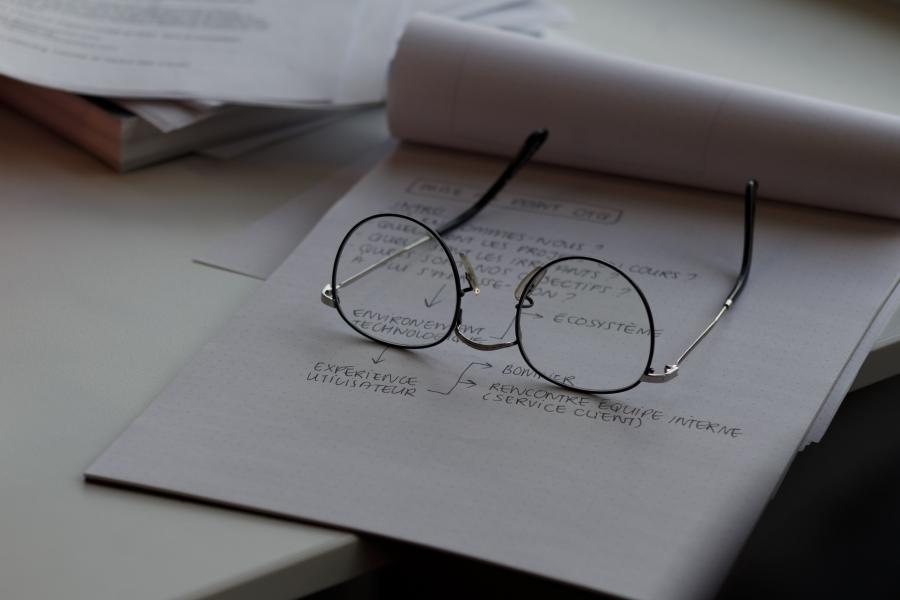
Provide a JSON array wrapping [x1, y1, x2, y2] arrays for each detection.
[[514, 255, 656, 394], [322, 129, 758, 395], [331, 213, 463, 351], [329, 214, 658, 394]]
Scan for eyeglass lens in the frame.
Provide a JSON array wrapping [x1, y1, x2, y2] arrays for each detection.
[[517, 257, 653, 393], [333, 215, 458, 348]]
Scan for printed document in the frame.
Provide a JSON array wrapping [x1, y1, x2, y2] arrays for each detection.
[[0, 2, 568, 106], [0, 0, 360, 104], [88, 143, 900, 600]]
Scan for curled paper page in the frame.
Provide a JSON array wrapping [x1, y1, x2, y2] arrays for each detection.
[[389, 15, 900, 219]]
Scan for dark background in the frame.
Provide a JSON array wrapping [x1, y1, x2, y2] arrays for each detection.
[[311, 372, 900, 599]]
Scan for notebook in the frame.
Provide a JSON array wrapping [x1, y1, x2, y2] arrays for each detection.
[[86, 17, 900, 600]]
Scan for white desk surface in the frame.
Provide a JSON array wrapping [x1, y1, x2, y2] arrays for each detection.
[[0, 108, 391, 600], [2, 1, 899, 599]]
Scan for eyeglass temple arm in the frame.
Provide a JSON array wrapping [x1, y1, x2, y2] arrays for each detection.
[[436, 129, 549, 236], [641, 179, 758, 383], [321, 233, 434, 307], [323, 130, 549, 307]]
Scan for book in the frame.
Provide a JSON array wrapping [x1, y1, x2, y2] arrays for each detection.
[[0, 77, 340, 171]]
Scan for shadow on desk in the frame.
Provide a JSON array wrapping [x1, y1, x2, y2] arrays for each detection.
[[309, 373, 900, 599]]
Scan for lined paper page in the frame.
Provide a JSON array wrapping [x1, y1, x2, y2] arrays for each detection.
[[88, 144, 900, 600]]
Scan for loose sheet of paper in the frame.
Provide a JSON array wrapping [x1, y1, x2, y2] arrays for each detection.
[[0, 2, 568, 106], [0, 0, 359, 104], [88, 144, 900, 600], [194, 138, 395, 279]]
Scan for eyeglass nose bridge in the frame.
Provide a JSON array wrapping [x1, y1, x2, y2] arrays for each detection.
[[455, 261, 550, 351], [454, 319, 517, 351], [453, 252, 518, 351]]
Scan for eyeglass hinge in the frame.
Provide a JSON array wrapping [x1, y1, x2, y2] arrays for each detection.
[[640, 364, 679, 383], [321, 284, 336, 308]]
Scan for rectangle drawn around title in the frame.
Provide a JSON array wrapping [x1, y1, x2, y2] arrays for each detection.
[[406, 179, 623, 225]]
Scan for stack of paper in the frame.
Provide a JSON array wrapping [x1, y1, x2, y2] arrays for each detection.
[[0, 0, 569, 169]]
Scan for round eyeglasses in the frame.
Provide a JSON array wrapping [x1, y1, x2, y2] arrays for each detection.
[[321, 129, 758, 395]]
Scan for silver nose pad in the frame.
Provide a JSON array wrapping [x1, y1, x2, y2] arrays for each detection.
[[459, 253, 480, 295], [514, 264, 546, 307]]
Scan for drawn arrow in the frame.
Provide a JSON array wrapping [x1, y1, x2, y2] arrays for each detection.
[[424, 283, 447, 308], [490, 316, 516, 340], [371, 346, 388, 365], [428, 361, 492, 395], [490, 313, 544, 340]]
